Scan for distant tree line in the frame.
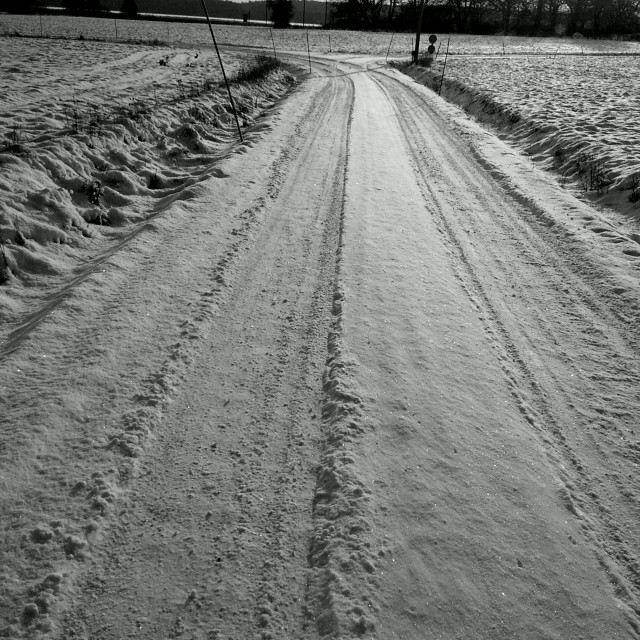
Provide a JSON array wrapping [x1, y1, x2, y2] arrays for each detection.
[[330, 0, 640, 35], [3, 0, 637, 35], [268, 0, 294, 26], [2, 0, 328, 26], [5, 0, 139, 16], [57, 0, 138, 15]]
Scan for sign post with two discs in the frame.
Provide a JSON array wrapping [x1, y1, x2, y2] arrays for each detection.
[[413, 19, 437, 65], [426, 34, 437, 64]]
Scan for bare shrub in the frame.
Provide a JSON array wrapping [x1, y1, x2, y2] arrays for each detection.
[[576, 152, 612, 195], [233, 55, 280, 84]]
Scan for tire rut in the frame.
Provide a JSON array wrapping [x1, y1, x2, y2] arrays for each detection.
[[60, 71, 355, 640], [372, 69, 640, 621]]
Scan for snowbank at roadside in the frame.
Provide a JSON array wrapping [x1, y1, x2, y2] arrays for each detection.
[[399, 57, 640, 226], [0, 37, 296, 321]]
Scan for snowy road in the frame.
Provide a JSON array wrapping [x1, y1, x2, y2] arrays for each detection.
[[2, 55, 640, 639]]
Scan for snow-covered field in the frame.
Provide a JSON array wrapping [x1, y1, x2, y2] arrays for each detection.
[[4, 13, 640, 55], [1, 13, 376, 52]]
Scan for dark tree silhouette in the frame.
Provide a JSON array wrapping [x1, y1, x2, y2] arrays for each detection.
[[61, 0, 104, 14], [121, 0, 139, 16], [268, 0, 294, 27], [62, 0, 83, 12], [86, 0, 104, 13], [4, 0, 41, 12]]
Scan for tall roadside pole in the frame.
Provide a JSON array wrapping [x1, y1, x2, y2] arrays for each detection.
[[413, 0, 427, 62], [200, 0, 243, 143]]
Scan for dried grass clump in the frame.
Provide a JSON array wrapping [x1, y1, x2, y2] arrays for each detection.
[[233, 55, 281, 84]]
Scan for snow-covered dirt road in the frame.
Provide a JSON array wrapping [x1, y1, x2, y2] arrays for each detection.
[[2, 54, 640, 640]]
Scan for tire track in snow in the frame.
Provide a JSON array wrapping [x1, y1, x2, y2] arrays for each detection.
[[254, 54, 393, 638], [303, 67, 377, 639], [372, 68, 640, 625], [0, 168, 268, 638], [285, 55, 398, 638], [0, 70, 308, 638], [194, 72, 355, 640], [305, 64, 637, 640], [59, 68, 355, 640]]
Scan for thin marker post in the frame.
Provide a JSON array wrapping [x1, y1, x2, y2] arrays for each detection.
[[200, 0, 243, 142], [413, 0, 427, 62], [306, 32, 312, 72], [386, 32, 395, 61], [438, 37, 450, 95]]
